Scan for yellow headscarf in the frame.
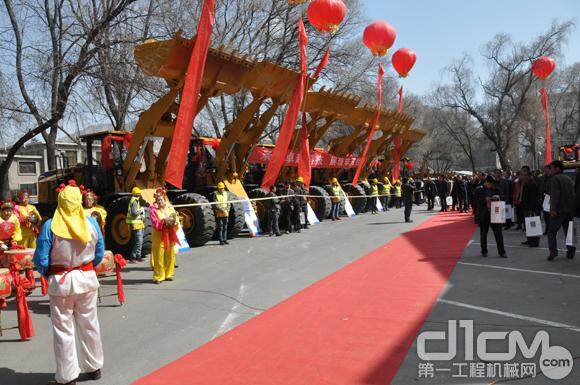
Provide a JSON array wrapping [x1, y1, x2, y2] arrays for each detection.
[[51, 185, 91, 244]]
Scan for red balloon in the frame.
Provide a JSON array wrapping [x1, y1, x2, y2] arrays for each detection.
[[363, 20, 397, 57], [407, 162, 415, 170], [392, 48, 417, 78], [532, 56, 556, 80], [307, 0, 347, 34]]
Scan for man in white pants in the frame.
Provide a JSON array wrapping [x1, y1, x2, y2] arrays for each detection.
[[34, 181, 105, 385]]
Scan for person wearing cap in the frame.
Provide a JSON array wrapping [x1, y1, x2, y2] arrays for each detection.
[[475, 175, 507, 258], [425, 177, 438, 211], [16, 190, 41, 248], [213, 182, 230, 245], [150, 188, 180, 282], [266, 185, 282, 237], [394, 180, 402, 208], [33, 181, 105, 385], [381, 177, 392, 211], [0, 200, 22, 249], [369, 178, 379, 214], [126, 187, 145, 262], [82, 189, 107, 235], [330, 178, 341, 221]]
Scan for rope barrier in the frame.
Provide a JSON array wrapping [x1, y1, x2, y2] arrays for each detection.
[[171, 190, 426, 209]]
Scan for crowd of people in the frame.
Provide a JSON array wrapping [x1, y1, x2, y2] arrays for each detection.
[[6, 163, 577, 384]]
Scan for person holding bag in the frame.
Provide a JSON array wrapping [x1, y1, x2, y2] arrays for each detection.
[[547, 161, 575, 261], [475, 175, 507, 258], [520, 168, 541, 248]]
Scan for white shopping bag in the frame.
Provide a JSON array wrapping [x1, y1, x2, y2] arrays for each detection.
[[566, 221, 576, 247], [435, 196, 441, 207], [525, 216, 543, 237], [542, 194, 551, 212], [491, 201, 506, 224], [376, 198, 384, 212], [299, 212, 306, 225], [446, 196, 453, 206], [505, 204, 513, 220]]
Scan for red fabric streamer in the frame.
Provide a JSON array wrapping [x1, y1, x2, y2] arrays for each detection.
[[10, 266, 34, 340], [392, 135, 402, 182], [162, 227, 181, 250], [297, 114, 311, 188], [397, 86, 404, 113], [261, 18, 308, 189], [40, 275, 48, 296], [24, 269, 35, 291], [298, 48, 332, 188], [353, 63, 384, 185], [164, 0, 215, 188], [113, 254, 127, 305], [540, 87, 553, 165]]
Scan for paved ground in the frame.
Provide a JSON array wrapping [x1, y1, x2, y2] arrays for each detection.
[[393, 218, 580, 384], [2, 207, 579, 385], [0, 206, 434, 385]]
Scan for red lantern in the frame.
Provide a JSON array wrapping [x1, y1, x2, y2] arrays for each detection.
[[392, 48, 417, 78], [363, 20, 397, 57], [564, 147, 573, 154], [307, 0, 347, 34], [532, 56, 556, 80], [407, 162, 415, 171]]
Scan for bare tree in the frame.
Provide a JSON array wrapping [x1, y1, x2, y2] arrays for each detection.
[[437, 21, 574, 170], [0, 0, 140, 195]]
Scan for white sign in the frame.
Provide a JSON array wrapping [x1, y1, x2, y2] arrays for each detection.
[[340, 189, 356, 217], [306, 203, 320, 225], [242, 199, 262, 236], [175, 224, 190, 253]]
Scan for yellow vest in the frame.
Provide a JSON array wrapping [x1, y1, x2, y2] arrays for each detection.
[[126, 197, 144, 230], [395, 186, 402, 197], [215, 191, 229, 217], [331, 185, 341, 203], [371, 185, 379, 196]]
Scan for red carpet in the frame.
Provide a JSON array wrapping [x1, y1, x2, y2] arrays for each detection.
[[133, 213, 476, 385]]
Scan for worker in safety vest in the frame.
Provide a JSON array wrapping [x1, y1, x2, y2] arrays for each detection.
[[0, 200, 22, 250], [33, 180, 105, 385], [16, 190, 41, 248], [150, 188, 180, 283], [381, 177, 392, 211], [330, 178, 341, 221], [126, 187, 145, 262], [81, 188, 107, 235], [213, 182, 230, 245], [394, 180, 403, 208], [370, 178, 379, 214]]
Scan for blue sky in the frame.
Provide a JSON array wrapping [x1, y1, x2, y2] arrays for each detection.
[[362, 0, 580, 96]]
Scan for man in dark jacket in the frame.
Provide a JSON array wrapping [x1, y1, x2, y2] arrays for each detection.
[[266, 185, 282, 237], [476, 175, 507, 258], [520, 168, 540, 247], [294, 178, 309, 230], [539, 165, 552, 235], [495, 170, 514, 229], [425, 177, 438, 211], [547, 160, 576, 260], [402, 178, 415, 223], [437, 175, 449, 212]]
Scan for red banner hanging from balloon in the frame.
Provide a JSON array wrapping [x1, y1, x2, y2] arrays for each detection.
[[353, 64, 384, 185], [164, 0, 215, 188], [540, 87, 553, 165], [391, 86, 405, 181], [298, 48, 332, 188], [261, 18, 308, 189]]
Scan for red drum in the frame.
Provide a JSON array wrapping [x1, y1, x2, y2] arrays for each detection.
[[0, 249, 35, 270], [94, 251, 115, 276], [0, 268, 11, 298]]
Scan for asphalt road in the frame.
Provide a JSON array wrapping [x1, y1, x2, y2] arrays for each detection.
[[392, 220, 580, 384], [2, 207, 579, 385], [0, 206, 434, 385]]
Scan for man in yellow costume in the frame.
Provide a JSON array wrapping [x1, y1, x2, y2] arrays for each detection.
[[0, 200, 22, 249], [149, 188, 179, 284], [16, 190, 41, 248]]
